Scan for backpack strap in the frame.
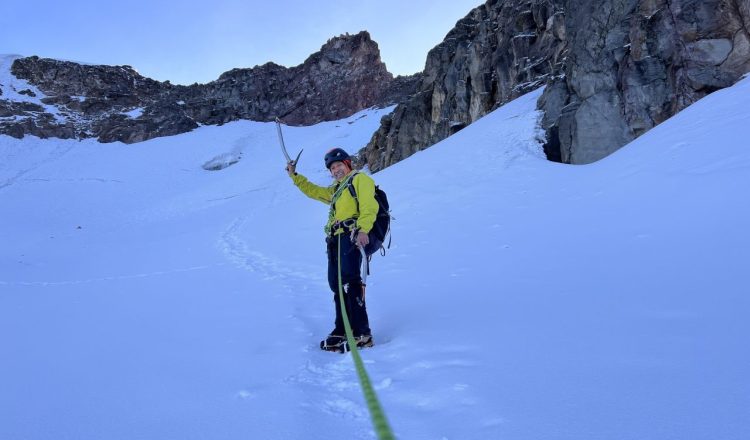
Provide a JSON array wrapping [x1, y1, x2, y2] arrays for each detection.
[[325, 173, 357, 236], [347, 172, 360, 214], [330, 172, 357, 210]]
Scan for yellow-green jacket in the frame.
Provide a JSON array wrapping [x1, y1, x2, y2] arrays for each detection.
[[291, 170, 378, 235]]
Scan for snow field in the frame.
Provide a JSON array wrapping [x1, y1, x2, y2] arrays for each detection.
[[1, 76, 749, 439]]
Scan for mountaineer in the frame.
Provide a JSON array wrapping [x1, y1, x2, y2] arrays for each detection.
[[286, 148, 379, 352]]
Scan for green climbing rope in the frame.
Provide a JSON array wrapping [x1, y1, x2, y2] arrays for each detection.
[[337, 234, 396, 440]]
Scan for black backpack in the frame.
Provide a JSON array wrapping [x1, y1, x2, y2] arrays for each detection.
[[347, 173, 391, 256]]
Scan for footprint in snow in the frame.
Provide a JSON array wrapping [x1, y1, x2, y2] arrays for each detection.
[[320, 398, 368, 420], [285, 359, 359, 392], [235, 390, 254, 400]]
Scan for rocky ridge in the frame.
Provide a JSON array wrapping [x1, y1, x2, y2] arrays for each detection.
[[3, 1, 749, 167], [0, 31, 420, 143]]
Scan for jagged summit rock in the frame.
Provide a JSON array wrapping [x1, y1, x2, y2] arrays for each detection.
[[202, 31, 401, 126], [0, 31, 420, 143]]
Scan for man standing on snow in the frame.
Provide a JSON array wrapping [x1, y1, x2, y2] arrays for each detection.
[[286, 148, 377, 352]]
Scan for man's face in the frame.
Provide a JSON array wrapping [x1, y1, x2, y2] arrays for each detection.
[[330, 161, 349, 180]]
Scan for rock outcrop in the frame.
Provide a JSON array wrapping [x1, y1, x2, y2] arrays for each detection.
[[362, 0, 750, 170], [541, 0, 750, 163], [362, 0, 567, 171], [0, 31, 420, 143]]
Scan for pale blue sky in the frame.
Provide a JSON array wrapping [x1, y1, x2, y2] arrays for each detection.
[[1, 1, 483, 85]]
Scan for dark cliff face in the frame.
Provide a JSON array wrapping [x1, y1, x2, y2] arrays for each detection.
[[0, 31, 420, 143], [362, 0, 568, 172], [362, 0, 750, 171], [541, 0, 750, 164]]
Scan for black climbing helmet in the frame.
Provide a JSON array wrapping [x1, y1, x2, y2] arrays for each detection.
[[324, 148, 350, 169]]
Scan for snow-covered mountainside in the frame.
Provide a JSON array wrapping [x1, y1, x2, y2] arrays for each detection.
[[1, 76, 748, 439]]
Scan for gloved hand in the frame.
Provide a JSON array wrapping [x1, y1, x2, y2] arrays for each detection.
[[354, 231, 369, 248]]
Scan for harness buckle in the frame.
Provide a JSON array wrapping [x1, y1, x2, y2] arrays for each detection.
[[330, 218, 358, 238]]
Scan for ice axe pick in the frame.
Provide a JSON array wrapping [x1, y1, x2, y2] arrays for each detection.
[[275, 117, 303, 166]]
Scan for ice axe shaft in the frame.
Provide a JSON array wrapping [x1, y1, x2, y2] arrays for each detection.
[[275, 117, 303, 165], [359, 245, 368, 288]]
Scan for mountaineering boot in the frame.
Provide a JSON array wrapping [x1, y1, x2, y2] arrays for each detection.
[[337, 334, 374, 353], [320, 334, 374, 353], [320, 334, 346, 352], [355, 334, 373, 348]]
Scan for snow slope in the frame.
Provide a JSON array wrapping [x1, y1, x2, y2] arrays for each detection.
[[1, 75, 749, 440]]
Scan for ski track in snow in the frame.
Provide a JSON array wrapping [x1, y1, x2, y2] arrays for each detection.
[[20, 177, 124, 184], [0, 142, 76, 190], [218, 216, 322, 284], [0, 264, 223, 286]]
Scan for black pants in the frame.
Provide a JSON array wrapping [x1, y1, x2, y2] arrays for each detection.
[[327, 233, 371, 337]]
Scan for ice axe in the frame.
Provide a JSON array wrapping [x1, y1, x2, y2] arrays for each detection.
[[359, 245, 368, 300], [275, 117, 303, 166]]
